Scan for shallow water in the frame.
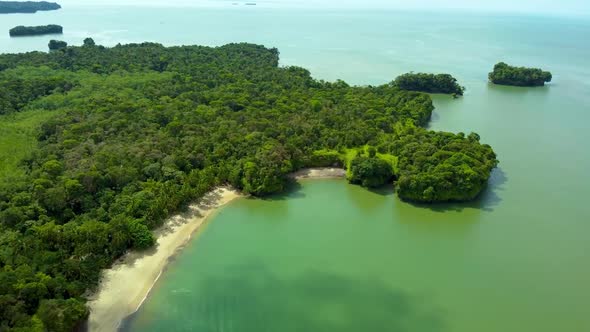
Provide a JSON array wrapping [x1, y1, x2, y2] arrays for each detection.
[[122, 179, 589, 332], [2, 5, 589, 331]]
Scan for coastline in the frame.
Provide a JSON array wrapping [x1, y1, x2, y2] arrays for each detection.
[[86, 168, 345, 332], [289, 167, 346, 180], [86, 187, 241, 332]]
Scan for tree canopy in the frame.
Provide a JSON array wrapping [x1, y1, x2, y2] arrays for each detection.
[[488, 62, 552, 87], [9, 25, 63, 37], [0, 41, 497, 331], [0, 1, 61, 14], [48, 40, 67, 51], [393, 72, 465, 96]]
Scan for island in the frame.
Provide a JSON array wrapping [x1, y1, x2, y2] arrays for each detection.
[[489, 62, 552, 86], [9, 24, 63, 37], [0, 1, 60, 13], [393, 72, 465, 96], [0, 41, 497, 331]]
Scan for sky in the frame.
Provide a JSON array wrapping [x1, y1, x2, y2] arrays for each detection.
[[58, 0, 590, 16]]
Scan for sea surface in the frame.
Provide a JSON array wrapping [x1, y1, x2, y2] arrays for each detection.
[[2, 4, 590, 332]]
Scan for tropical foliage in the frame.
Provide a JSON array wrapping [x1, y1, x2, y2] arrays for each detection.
[[488, 62, 552, 87], [0, 41, 497, 331], [0, 1, 61, 14], [393, 72, 465, 96], [48, 40, 67, 51], [9, 25, 63, 37]]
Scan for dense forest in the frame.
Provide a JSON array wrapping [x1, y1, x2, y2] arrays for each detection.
[[0, 1, 60, 13], [9, 25, 63, 37], [393, 72, 465, 96], [0, 41, 497, 331], [488, 62, 552, 87]]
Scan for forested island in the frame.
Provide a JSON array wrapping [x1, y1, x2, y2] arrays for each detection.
[[393, 72, 465, 96], [0, 1, 60, 13], [489, 62, 552, 86], [0, 41, 497, 331], [9, 24, 62, 37]]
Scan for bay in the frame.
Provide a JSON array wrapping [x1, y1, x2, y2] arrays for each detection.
[[2, 5, 589, 331]]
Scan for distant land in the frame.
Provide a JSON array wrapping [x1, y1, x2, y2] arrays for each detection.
[[9, 24, 62, 36], [0, 1, 60, 14], [489, 62, 552, 87]]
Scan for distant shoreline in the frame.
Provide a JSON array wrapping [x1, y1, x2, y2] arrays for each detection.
[[0, 1, 61, 14], [9, 24, 63, 37], [86, 168, 344, 331]]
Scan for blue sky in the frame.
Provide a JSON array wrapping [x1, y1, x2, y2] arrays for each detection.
[[59, 0, 590, 16]]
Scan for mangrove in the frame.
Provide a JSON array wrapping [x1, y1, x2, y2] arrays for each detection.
[[393, 72, 465, 96], [9, 24, 63, 37], [0, 1, 60, 13], [489, 62, 552, 87]]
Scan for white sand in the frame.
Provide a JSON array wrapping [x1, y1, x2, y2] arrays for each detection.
[[86, 187, 241, 332], [86, 169, 344, 331], [288, 167, 346, 179]]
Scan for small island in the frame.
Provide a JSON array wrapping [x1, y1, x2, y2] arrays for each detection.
[[489, 62, 552, 87], [0, 1, 60, 13], [9, 24, 63, 37], [393, 72, 465, 96]]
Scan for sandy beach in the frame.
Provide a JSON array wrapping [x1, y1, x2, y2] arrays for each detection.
[[289, 167, 346, 179], [86, 169, 344, 331], [86, 187, 241, 332]]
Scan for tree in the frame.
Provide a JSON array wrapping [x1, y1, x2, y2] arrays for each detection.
[[393, 72, 465, 95], [488, 62, 552, 87], [36, 298, 89, 332], [48, 40, 67, 51], [83, 38, 96, 47], [349, 156, 394, 188]]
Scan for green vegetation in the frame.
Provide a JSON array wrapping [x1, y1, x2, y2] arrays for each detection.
[[0, 66, 75, 115], [349, 148, 394, 188], [48, 40, 67, 51], [393, 72, 465, 96], [0, 1, 60, 14], [0, 41, 497, 331], [0, 109, 59, 179], [9, 25, 63, 37], [393, 125, 498, 202], [489, 62, 552, 87]]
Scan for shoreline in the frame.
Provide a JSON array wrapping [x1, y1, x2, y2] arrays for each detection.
[[289, 167, 346, 180], [86, 168, 345, 332], [86, 187, 241, 332]]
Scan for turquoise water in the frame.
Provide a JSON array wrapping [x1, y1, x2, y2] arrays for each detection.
[[2, 5, 590, 331]]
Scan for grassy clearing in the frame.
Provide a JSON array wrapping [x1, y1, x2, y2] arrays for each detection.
[[0, 109, 56, 179], [314, 146, 399, 179]]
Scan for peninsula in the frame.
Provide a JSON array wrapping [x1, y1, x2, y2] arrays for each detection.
[[0, 41, 497, 331], [9, 24, 63, 37], [0, 1, 60, 13], [489, 62, 552, 87]]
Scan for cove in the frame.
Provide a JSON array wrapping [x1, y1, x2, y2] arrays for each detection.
[[121, 179, 586, 332]]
